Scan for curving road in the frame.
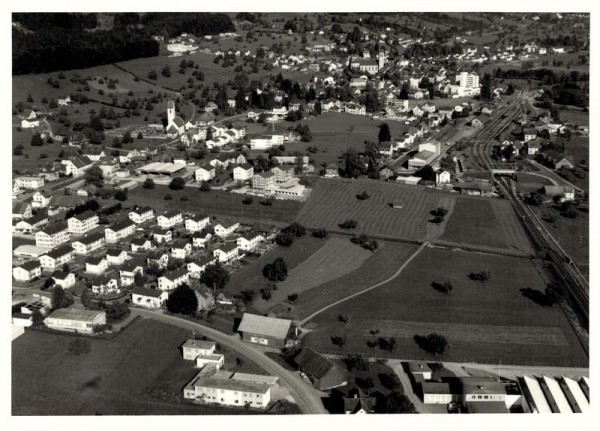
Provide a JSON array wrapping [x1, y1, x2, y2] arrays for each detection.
[[130, 308, 327, 414]]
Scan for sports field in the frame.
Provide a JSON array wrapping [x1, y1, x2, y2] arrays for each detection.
[[12, 318, 267, 415], [303, 247, 588, 367], [439, 196, 535, 255], [295, 178, 451, 241], [253, 236, 373, 313]]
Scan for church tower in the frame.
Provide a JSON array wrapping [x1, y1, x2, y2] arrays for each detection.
[[167, 100, 175, 125], [378, 50, 385, 70]]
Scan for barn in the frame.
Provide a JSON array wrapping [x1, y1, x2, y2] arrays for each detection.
[[237, 313, 293, 348], [294, 347, 347, 390]]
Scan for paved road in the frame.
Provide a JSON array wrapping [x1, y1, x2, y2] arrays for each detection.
[[130, 308, 327, 414], [299, 241, 429, 326]]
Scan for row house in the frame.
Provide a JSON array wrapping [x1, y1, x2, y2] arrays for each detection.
[[214, 221, 240, 238], [39, 245, 74, 271], [213, 243, 239, 263], [51, 270, 76, 289], [92, 275, 120, 296], [187, 256, 216, 278], [157, 210, 183, 229], [236, 233, 264, 252], [86, 256, 108, 274], [35, 222, 70, 249], [185, 214, 210, 232], [131, 237, 153, 252], [15, 176, 45, 190], [13, 260, 42, 282], [129, 206, 155, 224], [72, 232, 106, 255], [158, 268, 190, 291], [67, 211, 99, 235], [106, 248, 129, 266], [119, 259, 144, 287], [105, 218, 136, 244], [192, 230, 213, 248]]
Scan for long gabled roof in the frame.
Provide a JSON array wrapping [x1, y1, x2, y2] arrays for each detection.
[[237, 313, 292, 339]]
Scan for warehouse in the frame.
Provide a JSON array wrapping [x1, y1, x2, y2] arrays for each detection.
[[44, 308, 106, 334], [237, 313, 293, 348], [136, 162, 187, 177]]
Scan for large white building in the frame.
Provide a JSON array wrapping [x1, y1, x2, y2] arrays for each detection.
[[44, 308, 106, 334], [15, 176, 45, 190], [105, 219, 136, 243], [35, 223, 70, 249], [249, 135, 284, 150], [67, 211, 99, 235]]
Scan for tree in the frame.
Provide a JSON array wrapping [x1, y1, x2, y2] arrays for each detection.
[[134, 271, 147, 287], [339, 219, 358, 230], [242, 196, 254, 205], [378, 122, 391, 143], [85, 166, 104, 187], [166, 284, 198, 315], [81, 288, 93, 307], [282, 222, 306, 237], [43, 278, 56, 290], [114, 189, 128, 201], [169, 177, 186, 190], [31, 309, 45, 328], [238, 289, 256, 305], [263, 257, 288, 281], [386, 392, 417, 413], [414, 333, 448, 355], [414, 165, 436, 182], [481, 73, 493, 100], [143, 178, 155, 189], [275, 232, 294, 247], [545, 282, 566, 306], [343, 354, 370, 371], [331, 335, 346, 349], [200, 263, 230, 290], [52, 286, 73, 310], [356, 191, 370, 200], [506, 83, 515, 96], [162, 65, 171, 77], [312, 228, 328, 239], [287, 293, 298, 303], [527, 192, 545, 206], [469, 270, 492, 283], [122, 131, 133, 143], [200, 181, 211, 192], [148, 70, 158, 80], [30, 133, 44, 146]]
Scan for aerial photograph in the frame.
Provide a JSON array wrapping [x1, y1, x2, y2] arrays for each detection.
[[10, 10, 590, 418]]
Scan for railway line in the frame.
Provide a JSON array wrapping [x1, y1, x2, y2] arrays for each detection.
[[469, 93, 589, 328]]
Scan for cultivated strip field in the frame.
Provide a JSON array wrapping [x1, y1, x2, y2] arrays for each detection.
[[253, 236, 373, 313], [295, 179, 452, 241], [303, 247, 587, 367], [439, 196, 535, 255]]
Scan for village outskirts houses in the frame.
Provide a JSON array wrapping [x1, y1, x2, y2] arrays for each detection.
[[214, 221, 240, 238], [187, 256, 216, 278], [71, 232, 105, 255], [236, 232, 264, 252], [158, 268, 190, 291], [157, 210, 184, 229], [130, 237, 154, 253], [106, 248, 129, 266], [213, 242, 239, 263], [85, 256, 108, 274], [51, 270, 76, 289], [131, 287, 168, 309], [192, 229, 213, 249], [233, 164, 254, 182], [67, 210, 99, 235], [39, 245, 74, 271], [91, 274, 120, 296], [105, 218, 136, 243], [129, 206, 155, 224], [171, 239, 192, 259], [185, 213, 210, 232], [35, 222, 70, 249], [13, 260, 42, 282], [119, 259, 144, 287], [195, 164, 216, 182]]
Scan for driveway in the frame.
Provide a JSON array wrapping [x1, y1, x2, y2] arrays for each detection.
[[130, 308, 327, 414]]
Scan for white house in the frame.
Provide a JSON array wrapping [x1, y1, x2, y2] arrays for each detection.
[[185, 214, 210, 232], [51, 270, 76, 289], [131, 237, 153, 253], [13, 260, 42, 282], [35, 223, 70, 248], [195, 165, 216, 182], [39, 245, 74, 271], [147, 251, 170, 269], [157, 211, 183, 229], [436, 169, 451, 184], [119, 260, 144, 287], [233, 164, 254, 181], [158, 268, 190, 291], [105, 219, 136, 243], [214, 221, 240, 238], [131, 287, 168, 309], [187, 256, 216, 278], [183, 373, 273, 409], [45, 308, 106, 334], [91, 275, 120, 296], [129, 206, 155, 224], [31, 191, 51, 209], [182, 339, 217, 360], [15, 176, 45, 190], [213, 243, 239, 263], [171, 240, 192, 259], [85, 256, 108, 274], [61, 156, 93, 177], [106, 248, 129, 266], [236, 233, 264, 251], [192, 230, 213, 249], [67, 211, 99, 235], [72, 232, 106, 255], [250, 135, 284, 150], [153, 229, 173, 244]]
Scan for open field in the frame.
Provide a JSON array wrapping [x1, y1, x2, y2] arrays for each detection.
[[515, 172, 553, 193], [564, 136, 589, 167], [224, 235, 326, 299], [295, 178, 450, 241], [12, 318, 269, 415], [560, 109, 589, 127], [275, 112, 416, 167], [252, 236, 373, 313], [439, 196, 535, 255], [303, 247, 588, 367], [128, 184, 304, 225]]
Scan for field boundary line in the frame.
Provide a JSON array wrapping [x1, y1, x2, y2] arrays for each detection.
[[299, 241, 428, 326]]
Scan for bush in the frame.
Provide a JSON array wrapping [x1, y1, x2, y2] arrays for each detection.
[[414, 333, 448, 355], [143, 178, 155, 189], [242, 196, 253, 205], [356, 191, 370, 200], [282, 222, 306, 237], [339, 219, 358, 230], [275, 232, 294, 247], [263, 257, 288, 281], [169, 177, 186, 190], [200, 181, 211, 192], [164, 194, 173, 200], [469, 270, 492, 283], [312, 228, 328, 239]]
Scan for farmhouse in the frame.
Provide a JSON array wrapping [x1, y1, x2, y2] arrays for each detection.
[[158, 268, 190, 291], [458, 182, 494, 197], [129, 206, 155, 224], [13, 260, 42, 282], [544, 185, 575, 202], [344, 390, 377, 414], [294, 347, 347, 391], [44, 308, 106, 334], [555, 157, 575, 170], [185, 213, 210, 232], [39, 245, 74, 271], [158, 210, 183, 229], [72, 232, 105, 255], [214, 221, 240, 238], [131, 287, 168, 309], [67, 211, 99, 235], [105, 218, 136, 243], [35, 222, 70, 249], [237, 313, 293, 348], [31, 191, 51, 209]]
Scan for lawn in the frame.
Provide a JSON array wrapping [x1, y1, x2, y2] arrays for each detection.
[[224, 235, 325, 299], [294, 178, 453, 241], [12, 318, 270, 415], [252, 236, 373, 313], [303, 247, 588, 367], [515, 172, 553, 193], [439, 196, 535, 256], [560, 109, 589, 127], [127, 184, 304, 225]]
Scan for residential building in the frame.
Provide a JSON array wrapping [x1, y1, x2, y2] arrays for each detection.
[[233, 164, 254, 181], [131, 287, 168, 309], [39, 245, 74, 271], [192, 230, 213, 248], [252, 172, 276, 192], [272, 165, 295, 183], [72, 232, 105, 255], [106, 248, 129, 266], [236, 233, 264, 252], [153, 229, 173, 244], [61, 156, 93, 177], [130, 237, 153, 252], [91, 275, 120, 296], [105, 218, 136, 243], [15, 176, 45, 190], [544, 185, 575, 202], [249, 135, 284, 150], [67, 211, 99, 235], [15, 214, 48, 233], [183, 373, 273, 409], [119, 259, 144, 287], [129, 206, 155, 224], [237, 313, 293, 348], [436, 169, 451, 184], [45, 308, 106, 334], [35, 222, 70, 248], [214, 221, 239, 238], [344, 390, 376, 414], [12, 201, 32, 220], [187, 256, 216, 278], [158, 268, 189, 291], [195, 165, 216, 182], [31, 191, 51, 209], [196, 287, 215, 311], [85, 256, 108, 274], [213, 243, 239, 263], [182, 339, 217, 360], [13, 260, 42, 282], [555, 157, 575, 170], [157, 210, 183, 229], [324, 163, 339, 178], [185, 214, 210, 232], [51, 270, 76, 289], [171, 239, 192, 259], [147, 251, 170, 269]]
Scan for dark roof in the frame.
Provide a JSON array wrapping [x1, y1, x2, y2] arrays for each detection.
[[22, 213, 48, 225], [172, 239, 190, 248], [161, 268, 189, 281], [12, 201, 30, 214], [131, 237, 150, 246], [51, 270, 71, 280], [50, 195, 86, 208], [188, 213, 209, 222], [43, 245, 73, 259], [73, 232, 104, 245], [71, 210, 97, 222], [132, 286, 164, 298], [131, 206, 154, 215], [106, 248, 126, 257], [107, 218, 135, 232], [39, 222, 68, 236], [161, 210, 182, 218], [215, 242, 238, 253], [120, 257, 145, 272], [343, 391, 376, 413], [93, 274, 118, 286], [86, 256, 106, 265], [294, 347, 343, 380], [18, 260, 41, 271]]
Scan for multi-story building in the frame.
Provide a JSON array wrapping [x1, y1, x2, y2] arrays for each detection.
[[105, 219, 136, 243], [39, 245, 74, 271], [252, 172, 276, 192], [272, 165, 295, 183], [213, 243, 239, 263], [233, 164, 254, 181], [158, 268, 189, 291], [13, 260, 42, 282], [35, 222, 70, 249], [195, 165, 216, 182], [67, 211, 99, 235], [157, 210, 183, 229], [213, 221, 240, 238], [236, 233, 264, 251], [129, 206, 155, 224], [72, 232, 106, 255], [15, 176, 45, 190], [185, 213, 210, 232]]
